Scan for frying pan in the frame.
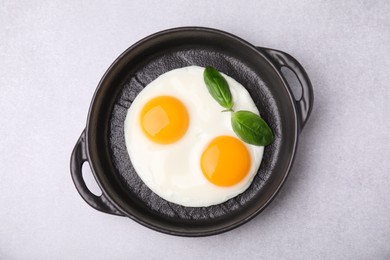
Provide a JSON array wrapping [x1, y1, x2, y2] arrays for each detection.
[[70, 27, 313, 236]]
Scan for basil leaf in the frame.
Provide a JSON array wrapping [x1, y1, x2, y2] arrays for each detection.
[[203, 66, 233, 110], [231, 111, 274, 146]]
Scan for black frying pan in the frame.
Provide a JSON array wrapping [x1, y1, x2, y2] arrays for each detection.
[[70, 27, 313, 236]]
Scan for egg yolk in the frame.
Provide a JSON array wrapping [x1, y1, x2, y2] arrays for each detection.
[[140, 96, 189, 144], [200, 136, 251, 187]]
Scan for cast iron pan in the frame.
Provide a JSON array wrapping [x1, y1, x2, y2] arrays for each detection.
[[70, 27, 313, 236]]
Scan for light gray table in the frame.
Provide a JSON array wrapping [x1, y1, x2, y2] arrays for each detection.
[[1, 1, 389, 259]]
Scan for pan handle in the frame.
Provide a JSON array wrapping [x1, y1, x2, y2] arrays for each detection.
[[70, 130, 124, 216], [257, 47, 314, 130]]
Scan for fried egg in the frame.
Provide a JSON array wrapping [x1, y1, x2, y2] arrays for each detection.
[[124, 66, 264, 207]]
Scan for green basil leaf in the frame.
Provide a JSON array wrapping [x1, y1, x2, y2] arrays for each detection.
[[203, 66, 233, 110], [231, 111, 274, 146]]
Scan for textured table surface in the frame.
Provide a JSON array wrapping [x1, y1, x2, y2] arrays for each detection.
[[1, 1, 389, 259]]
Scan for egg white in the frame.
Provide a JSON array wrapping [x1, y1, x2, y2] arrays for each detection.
[[124, 66, 264, 207]]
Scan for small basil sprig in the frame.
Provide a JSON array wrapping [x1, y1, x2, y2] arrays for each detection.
[[231, 111, 274, 146], [203, 66, 233, 111], [203, 66, 274, 146]]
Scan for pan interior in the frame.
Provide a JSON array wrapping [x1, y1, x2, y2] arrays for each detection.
[[89, 30, 298, 233]]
